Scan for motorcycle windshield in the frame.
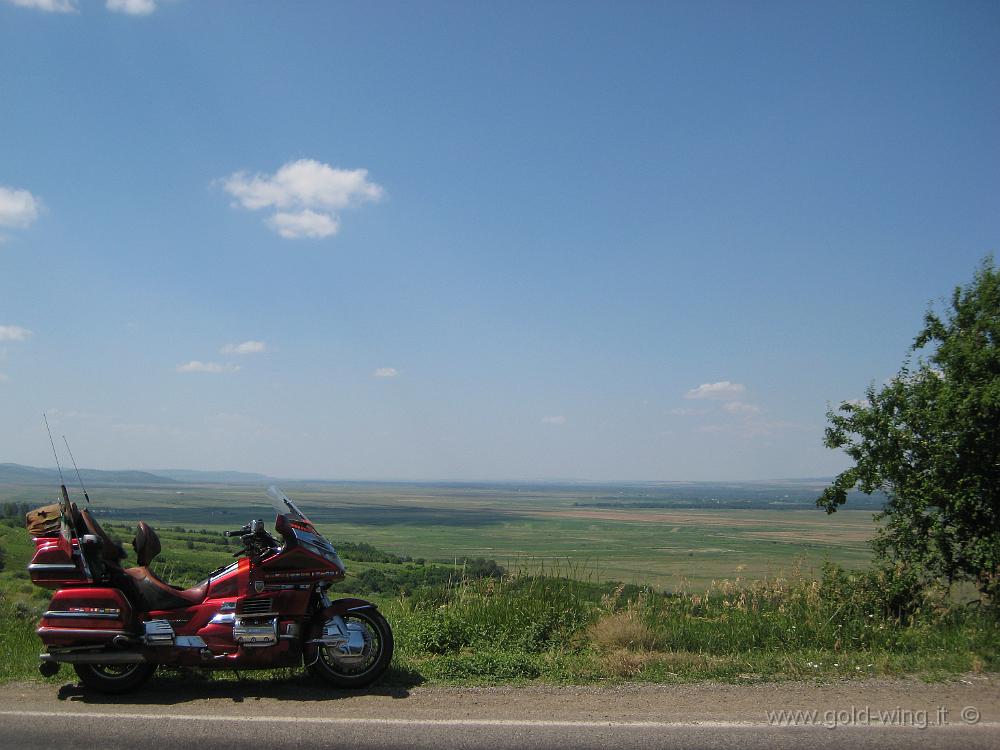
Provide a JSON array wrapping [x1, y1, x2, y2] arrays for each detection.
[[266, 486, 341, 562], [266, 485, 313, 525]]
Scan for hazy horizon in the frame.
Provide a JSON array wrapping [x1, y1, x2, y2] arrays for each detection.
[[0, 459, 848, 486]]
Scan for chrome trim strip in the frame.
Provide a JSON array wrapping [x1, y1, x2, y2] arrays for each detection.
[[28, 564, 79, 572], [209, 562, 239, 582], [43, 611, 120, 620], [37, 627, 130, 637]]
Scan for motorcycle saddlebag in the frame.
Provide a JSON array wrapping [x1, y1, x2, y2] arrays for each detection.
[[37, 588, 133, 648]]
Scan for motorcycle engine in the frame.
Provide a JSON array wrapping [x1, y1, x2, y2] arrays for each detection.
[[233, 616, 278, 647]]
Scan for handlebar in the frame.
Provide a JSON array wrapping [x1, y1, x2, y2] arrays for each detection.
[[223, 519, 265, 538], [223, 519, 279, 558]]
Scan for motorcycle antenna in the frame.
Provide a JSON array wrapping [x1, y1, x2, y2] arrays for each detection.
[[42, 413, 71, 507], [42, 414, 92, 582], [63, 435, 91, 506]]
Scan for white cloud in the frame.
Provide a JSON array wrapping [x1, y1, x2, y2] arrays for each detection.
[[0, 325, 32, 342], [221, 159, 382, 240], [685, 381, 746, 400], [175, 361, 240, 374], [221, 340, 266, 355], [541, 415, 566, 425], [106, 0, 155, 14], [3, 0, 77, 13], [373, 367, 398, 378], [0, 186, 42, 228], [224, 160, 383, 211], [723, 401, 761, 414], [268, 210, 339, 239]]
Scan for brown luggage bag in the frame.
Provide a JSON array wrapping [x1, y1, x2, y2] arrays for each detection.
[[26, 503, 62, 537]]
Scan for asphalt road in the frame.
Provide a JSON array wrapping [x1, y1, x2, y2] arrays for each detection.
[[0, 677, 996, 750], [2, 710, 999, 750]]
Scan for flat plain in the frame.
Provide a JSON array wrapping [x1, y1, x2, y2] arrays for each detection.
[[0, 479, 876, 589]]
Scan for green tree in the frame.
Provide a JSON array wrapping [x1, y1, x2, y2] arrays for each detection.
[[820, 257, 999, 601]]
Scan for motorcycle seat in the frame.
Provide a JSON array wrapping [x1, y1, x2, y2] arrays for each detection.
[[123, 521, 208, 610], [123, 566, 210, 611]]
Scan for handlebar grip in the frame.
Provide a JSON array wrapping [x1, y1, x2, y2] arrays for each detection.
[[223, 530, 245, 538]]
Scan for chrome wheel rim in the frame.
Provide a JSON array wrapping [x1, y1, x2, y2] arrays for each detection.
[[318, 613, 382, 676]]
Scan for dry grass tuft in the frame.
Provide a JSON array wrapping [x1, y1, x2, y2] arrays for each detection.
[[588, 589, 663, 653], [588, 609, 661, 652], [601, 649, 658, 678]]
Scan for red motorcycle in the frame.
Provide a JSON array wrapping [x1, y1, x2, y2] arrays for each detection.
[[27, 485, 393, 693]]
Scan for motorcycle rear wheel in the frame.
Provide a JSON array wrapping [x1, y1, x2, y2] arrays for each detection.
[[73, 662, 156, 694], [307, 609, 393, 689]]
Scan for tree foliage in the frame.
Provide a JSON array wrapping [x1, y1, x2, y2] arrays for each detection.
[[820, 257, 999, 600]]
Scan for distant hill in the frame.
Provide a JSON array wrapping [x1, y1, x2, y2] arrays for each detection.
[[146, 469, 275, 484], [0, 463, 177, 486]]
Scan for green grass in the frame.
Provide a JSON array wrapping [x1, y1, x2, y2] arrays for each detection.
[[383, 565, 997, 684]]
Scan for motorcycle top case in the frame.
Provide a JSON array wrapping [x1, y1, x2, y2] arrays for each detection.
[[37, 588, 133, 647]]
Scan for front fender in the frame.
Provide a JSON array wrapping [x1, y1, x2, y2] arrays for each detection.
[[318, 597, 378, 619]]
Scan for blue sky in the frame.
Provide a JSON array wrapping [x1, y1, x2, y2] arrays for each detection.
[[1, 0, 997, 480]]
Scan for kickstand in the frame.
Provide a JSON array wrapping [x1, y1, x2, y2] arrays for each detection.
[[234, 669, 242, 682]]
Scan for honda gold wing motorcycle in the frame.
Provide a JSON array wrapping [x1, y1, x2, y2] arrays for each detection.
[[26, 485, 393, 693]]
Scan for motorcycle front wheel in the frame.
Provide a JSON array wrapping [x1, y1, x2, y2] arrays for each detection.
[[306, 609, 393, 689], [73, 662, 156, 694]]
